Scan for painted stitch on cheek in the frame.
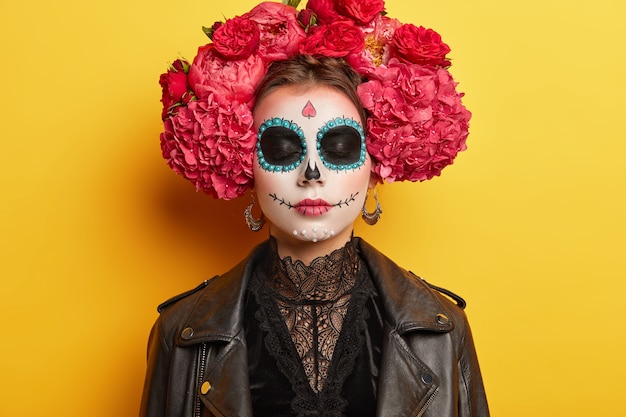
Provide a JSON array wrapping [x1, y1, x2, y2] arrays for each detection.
[[302, 100, 317, 118]]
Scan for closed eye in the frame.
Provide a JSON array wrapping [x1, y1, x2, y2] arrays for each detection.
[[319, 126, 362, 166], [259, 126, 304, 166]]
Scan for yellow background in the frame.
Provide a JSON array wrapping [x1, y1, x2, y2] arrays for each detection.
[[1, 0, 625, 415]]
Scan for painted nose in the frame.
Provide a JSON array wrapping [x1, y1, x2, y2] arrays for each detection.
[[304, 161, 321, 180]]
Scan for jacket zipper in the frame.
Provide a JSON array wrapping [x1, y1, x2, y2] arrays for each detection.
[[194, 343, 208, 417], [415, 387, 438, 417]]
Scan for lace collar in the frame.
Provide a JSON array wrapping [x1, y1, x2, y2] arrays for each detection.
[[266, 237, 361, 304]]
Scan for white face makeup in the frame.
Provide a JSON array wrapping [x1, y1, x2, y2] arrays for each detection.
[[253, 85, 371, 252]]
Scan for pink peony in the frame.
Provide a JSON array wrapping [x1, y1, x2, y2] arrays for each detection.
[[345, 15, 401, 75], [246, 2, 307, 61], [188, 44, 267, 105]]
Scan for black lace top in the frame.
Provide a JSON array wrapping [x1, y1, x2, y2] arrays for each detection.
[[244, 239, 384, 417]]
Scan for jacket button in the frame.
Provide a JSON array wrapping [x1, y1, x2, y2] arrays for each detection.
[[181, 327, 194, 339], [200, 380, 211, 395], [421, 373, 433, 384], [436, 313, 449, 325]]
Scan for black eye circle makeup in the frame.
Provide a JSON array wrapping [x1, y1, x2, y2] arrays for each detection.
[[316, 117, 366, 171], [257, 117, 306, 173], [257, 117, 366, 173]]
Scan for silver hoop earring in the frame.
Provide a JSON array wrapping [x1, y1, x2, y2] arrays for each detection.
[[361, 190, 382, 225], [244, 196, 265, 232]]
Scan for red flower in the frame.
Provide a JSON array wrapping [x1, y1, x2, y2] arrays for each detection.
[[188, 44, 266, 105], [213, 16, 260, 60], [159, 59, 191, 119], [391, 24, 451, 68], [337, 0, 385, 24], [296, 8, 317, 31], [246, 2, 307, 61], [305, 0, 345, 25], [299, 21, 365, 58]]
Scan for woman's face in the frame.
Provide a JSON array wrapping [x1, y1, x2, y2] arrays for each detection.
[[253, 84, 371, 251]]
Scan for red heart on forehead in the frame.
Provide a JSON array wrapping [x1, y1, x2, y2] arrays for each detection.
[[302, 100, 316, 118]]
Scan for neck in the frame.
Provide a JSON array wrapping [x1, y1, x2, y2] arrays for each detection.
[[268, 226, 354, 265]]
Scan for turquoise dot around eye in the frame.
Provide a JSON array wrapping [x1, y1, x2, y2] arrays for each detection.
[[336, 117, 344, 125]]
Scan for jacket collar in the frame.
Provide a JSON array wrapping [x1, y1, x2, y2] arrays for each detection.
[[176, 238, 453, 346]]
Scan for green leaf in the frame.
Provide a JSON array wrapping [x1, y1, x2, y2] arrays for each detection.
[[283, 0, 301, 8], [202, 25, 215, 40]]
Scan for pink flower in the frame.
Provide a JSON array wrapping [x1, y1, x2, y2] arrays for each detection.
[[159, 59, 192, 119], [391, 24, 451, 68], [212, 15, 260, 60], [358, 62, 470, 182], [346, 15, 401, 75], [188, 44, 266, 105], [160, 97, 256, 200], [337, 0, 385, 24], [246, 2, 307, 61], [299, 21, 365, 58]]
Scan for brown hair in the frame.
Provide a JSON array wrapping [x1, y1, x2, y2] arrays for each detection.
[[254, 55, 368, 126]]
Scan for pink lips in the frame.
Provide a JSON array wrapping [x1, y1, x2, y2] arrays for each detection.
[[294, 199, 332, 216]]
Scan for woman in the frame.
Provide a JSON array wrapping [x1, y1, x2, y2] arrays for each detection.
[[142, 1, 488, 416]]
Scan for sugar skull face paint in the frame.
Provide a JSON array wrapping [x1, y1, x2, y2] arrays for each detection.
[[253, 85, 371, 250]]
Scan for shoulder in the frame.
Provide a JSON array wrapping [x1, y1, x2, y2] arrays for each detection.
[[151, 240, 272, 336], [356, 237, 470, 331], [157, 279, 212, 313], [410, 273, 466, 310]]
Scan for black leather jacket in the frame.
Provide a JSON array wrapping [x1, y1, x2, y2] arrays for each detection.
[[140, 239, 489, 417]]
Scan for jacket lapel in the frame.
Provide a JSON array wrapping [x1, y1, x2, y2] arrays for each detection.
[[357, 239, 453, 417]]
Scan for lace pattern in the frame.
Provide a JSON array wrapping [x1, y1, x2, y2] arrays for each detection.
[[250, 238, 372, 416], [267, 239, 360, 393]]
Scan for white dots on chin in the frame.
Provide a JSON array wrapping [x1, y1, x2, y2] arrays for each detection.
[[292, 228, 335, 242]]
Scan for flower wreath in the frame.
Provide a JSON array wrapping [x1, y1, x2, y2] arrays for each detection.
[[159, 0, 471, 200]]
